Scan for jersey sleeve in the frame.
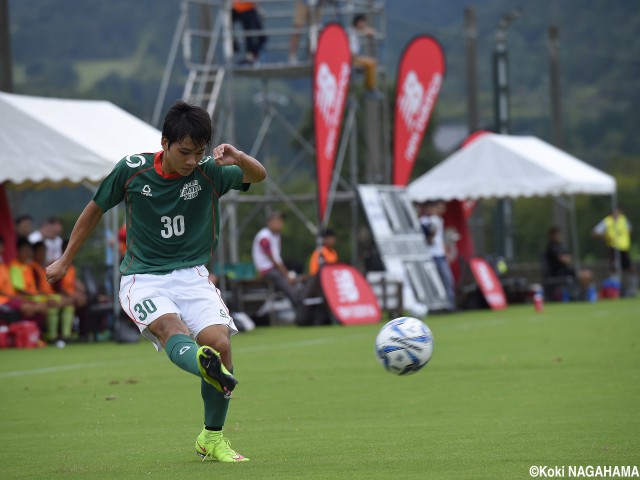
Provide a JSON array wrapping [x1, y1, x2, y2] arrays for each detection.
[[200, 157, 250, 196], [219, 164, 250, 195], [92, 159, 130, 212]]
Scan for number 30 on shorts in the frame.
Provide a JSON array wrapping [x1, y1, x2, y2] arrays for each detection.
[[133, 299, 158, 321]]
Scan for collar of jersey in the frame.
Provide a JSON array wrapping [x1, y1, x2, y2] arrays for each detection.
[[154, 151, 183, 179]]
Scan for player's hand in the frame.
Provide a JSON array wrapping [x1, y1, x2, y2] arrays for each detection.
[[46, 260, 68, 284], [213, 143, 242, 166]]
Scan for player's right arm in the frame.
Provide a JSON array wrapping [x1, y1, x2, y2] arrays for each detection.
[[46, 201, 104, 284], [46, 155, 133, 283]]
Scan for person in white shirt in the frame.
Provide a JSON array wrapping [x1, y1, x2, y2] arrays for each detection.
[[28, 217, 64, 266], [251, 211, 301, 308], [419, 201, 455, 310]]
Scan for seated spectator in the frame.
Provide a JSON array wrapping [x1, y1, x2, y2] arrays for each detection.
[[0, 236, 48, 322], [348, 14, 380, 96], [544, 226, 593, 298], [28, 217, 64, 266], [251, 211, 302, 309], [14, 214, 34, 242], [32, 241, 75, 343], [232, 1, 266, 64], [9, 238, 66, 344], [308, 228, 339, 276]]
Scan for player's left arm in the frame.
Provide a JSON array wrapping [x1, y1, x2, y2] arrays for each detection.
[[213, 143, 267, 184]]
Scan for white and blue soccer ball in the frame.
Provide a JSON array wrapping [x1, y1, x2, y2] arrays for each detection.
[[375, 317, 434, 375]]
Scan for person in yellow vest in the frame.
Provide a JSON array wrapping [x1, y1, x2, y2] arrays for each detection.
[[592, 205, 636, 297], [0, 236, 48, 322], [592, 206, 632, 272], [32, 241, 75, 344], [308, 228, 339, 276], [9, 238, 65, 345]]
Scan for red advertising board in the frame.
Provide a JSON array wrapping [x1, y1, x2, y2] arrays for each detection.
[[468, 257, 507, 310], [393, 36, 445, 186], [313, 24, 351, 221], [320, 263, 381, 325]]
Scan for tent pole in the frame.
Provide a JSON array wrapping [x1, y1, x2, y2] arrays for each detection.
[[569, 195, 580, 274]]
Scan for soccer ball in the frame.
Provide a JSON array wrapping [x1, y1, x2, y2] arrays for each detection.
[[375, 317, 434, 375]]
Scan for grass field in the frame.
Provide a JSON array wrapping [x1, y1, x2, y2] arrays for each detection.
[[1, 299, 639, 479]]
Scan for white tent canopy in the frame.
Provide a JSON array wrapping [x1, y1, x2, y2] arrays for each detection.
[[408, 133, 616, 202], [0, 91, 161, 186]]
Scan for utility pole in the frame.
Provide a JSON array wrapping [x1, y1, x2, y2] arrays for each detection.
[[0, 0, 13, 92], [464, 6, 479, 134], [493, 7, 521, 261], [548, 24, 567, 242], [464, 5, 485, 255], [548, 25, 562, 148]]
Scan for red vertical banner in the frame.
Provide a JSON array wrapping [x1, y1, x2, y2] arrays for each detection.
[[468, 258, 507, 310], [0, 183, 16, 263], [314, 24, 351, 222], [393, 36, 445, 186]]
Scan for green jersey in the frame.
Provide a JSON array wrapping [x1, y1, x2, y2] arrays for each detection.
[[93, 151, 248, 275]]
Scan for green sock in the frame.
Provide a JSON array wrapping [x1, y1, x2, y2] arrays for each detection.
[[61, 306, 74, 339], [46, 308, 59, 340], [202, 376, 230, 428], [165, 334, 201, 377]]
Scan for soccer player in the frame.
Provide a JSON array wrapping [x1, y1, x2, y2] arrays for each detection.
[[46, 100, 266, 462]]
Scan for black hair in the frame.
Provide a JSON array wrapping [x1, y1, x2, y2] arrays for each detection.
[[32, 240, 46, 252], [162, 100, 212, 151], [15, 214, 33, 225], [548, 226, 561, 236], [321, 228, 336, 238], [352, 13, 366, 27], [16, 237, 32, 250], [0, 235, 4, 245]]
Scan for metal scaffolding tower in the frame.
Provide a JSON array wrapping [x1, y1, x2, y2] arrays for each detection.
[[154, 0, 389, 270]]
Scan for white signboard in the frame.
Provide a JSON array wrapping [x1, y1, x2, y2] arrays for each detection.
[[358, 185, 450, 314]]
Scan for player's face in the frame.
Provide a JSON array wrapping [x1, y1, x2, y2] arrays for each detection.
[[161, 136, 206, 176]]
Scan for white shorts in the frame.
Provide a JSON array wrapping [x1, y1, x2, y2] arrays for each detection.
[[119, 265, 238, 352]]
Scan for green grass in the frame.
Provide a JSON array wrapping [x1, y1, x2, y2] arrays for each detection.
[[1, 299, 639, 479]]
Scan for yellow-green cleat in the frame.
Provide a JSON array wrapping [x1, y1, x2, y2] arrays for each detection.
[[197, 346, 238, 398], [195, 429, 249, 462]]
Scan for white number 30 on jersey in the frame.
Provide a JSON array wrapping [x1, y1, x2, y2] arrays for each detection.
[[161, 215, 186, 238]]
